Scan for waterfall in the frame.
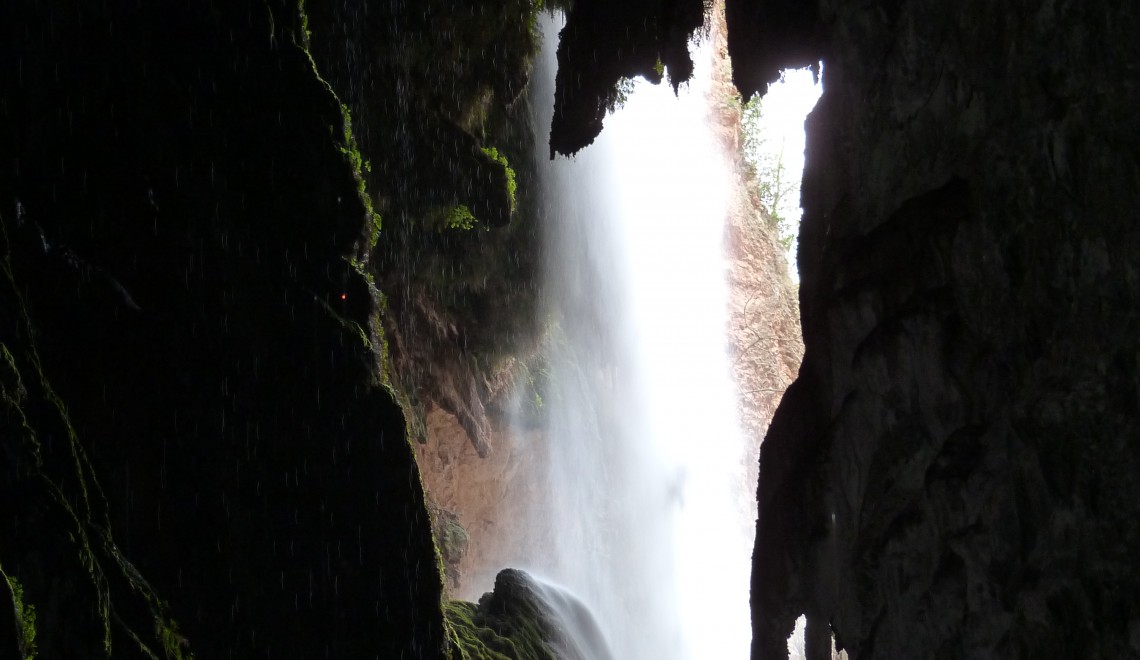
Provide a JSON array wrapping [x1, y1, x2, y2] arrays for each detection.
[[510, 14, 754, 659]]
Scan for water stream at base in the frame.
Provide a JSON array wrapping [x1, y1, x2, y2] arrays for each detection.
[[501, 15, 755, 660]]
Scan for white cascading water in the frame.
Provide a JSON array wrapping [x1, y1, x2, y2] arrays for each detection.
[[510, 15, 754, 659]]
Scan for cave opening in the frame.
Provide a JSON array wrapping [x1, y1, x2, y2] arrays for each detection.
[[418, 9, 806, 659], [739, 66, 823, 280], [511, 14, 748, 659], [6, 0, 1137, 657]]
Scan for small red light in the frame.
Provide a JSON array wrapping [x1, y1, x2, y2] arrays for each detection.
[[340, 293, 347, 301]]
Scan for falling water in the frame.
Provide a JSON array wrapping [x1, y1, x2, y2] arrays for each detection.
[[511, 15, 754, 659]]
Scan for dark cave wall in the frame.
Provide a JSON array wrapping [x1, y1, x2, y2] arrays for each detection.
[[734, 1, 1140, 658], [5, 0, 1139, 657], [1, 0, 444, 657], [302, 0, 550, 459]]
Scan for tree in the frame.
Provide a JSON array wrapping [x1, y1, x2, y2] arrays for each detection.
[[741, 93, 799, 251]]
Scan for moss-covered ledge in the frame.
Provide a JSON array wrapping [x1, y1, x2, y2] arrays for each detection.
[[445, 569, 613, 660]]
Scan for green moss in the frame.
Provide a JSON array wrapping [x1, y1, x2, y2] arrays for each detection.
[[296, 0, 382, 253], [440, 520, 468, 560], [445, 601, 513, 660], [445, 600, 553, 660], [480, 146, 518, 213], [159, 618, 190, 659], [317, 296, 373, 352], [338, 103, 384, 246], [1, 569, 37, 660], [446, 205, 480, 230], [1, 221, 193, 659], [297, 0, 312, 47], [372, 290, 395, 388]]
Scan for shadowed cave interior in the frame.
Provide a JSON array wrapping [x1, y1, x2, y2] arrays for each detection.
[[2, 0, 1138, 658]]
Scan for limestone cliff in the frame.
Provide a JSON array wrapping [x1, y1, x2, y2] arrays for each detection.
[[416, 408, 551, 598], [708, 2, 805, 519]]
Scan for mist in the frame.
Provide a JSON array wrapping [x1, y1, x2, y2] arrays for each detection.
[[503, 15, 754, 659]]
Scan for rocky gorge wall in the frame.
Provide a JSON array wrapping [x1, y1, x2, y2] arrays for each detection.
[[410, 2, 805, 607], [0, 1, 445, 656], [6, 0, 1139, 658], [708, 4, 806, 520], [727, 1, 1140, 658], [1, 1, 577, 657]]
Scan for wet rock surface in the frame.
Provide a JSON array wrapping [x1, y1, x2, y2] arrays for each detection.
[[305, 0, 548, 459], [416, 408, 551, 598], [446, 568, 614, 660]]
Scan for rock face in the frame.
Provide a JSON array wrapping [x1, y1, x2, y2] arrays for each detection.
[[446, 568, 614, 660], [8, 1, 1139, 658], [415, 408, 551, 597], [548, 0, 708, 156], [419, 1, 808, 607], [708, 3, 805, 518], [729, 1, 1140, 659], [0, 1, 443, 656], [304, 0, 547, 459]]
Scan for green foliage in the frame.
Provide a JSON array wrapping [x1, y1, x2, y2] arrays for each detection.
[[1, 223, 194, 660], [159, 619, 190, 659], [446, 205, 479, 230], [446, 602, 513, 660], [2, 570, 37, 660], [337, 103, 383, 244], [607, 77, 638, 113], [741, 95, 797, 249], [480, 146, 518, 212], [295, 2, 382, 251], [296, 0, 312, 47], [444, 599, 554, 660], [514, 356, 548, 421]]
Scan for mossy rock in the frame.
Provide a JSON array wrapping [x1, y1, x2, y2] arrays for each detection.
[[446, 569, 613, 660]]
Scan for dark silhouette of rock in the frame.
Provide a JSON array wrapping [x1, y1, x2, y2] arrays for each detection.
[[736, 2, 1140, 658], [548, 0, 707, 157], [0, 0, 443, 656]]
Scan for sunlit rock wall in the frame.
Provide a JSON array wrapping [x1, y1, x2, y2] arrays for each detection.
[[730, 1, 1140, 658], [707, 3, 804, 517], [415, 408, 551, 597]]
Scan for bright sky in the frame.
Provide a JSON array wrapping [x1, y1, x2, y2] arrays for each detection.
[[751, 67, 823, 279], [757, 68, 823, 188]]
